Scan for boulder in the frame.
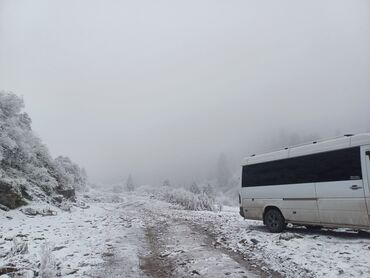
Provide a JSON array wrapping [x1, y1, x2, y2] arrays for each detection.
[[56, 188, 76, 200], [279, 233, 304, 241], [20, 208, 38, 216], [0, 267, 18, 276], [0, 180, 26, 209]]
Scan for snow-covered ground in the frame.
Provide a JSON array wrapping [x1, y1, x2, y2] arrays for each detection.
[[1, 191, 370, 277]]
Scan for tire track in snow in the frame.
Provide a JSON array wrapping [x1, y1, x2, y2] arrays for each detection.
[[140, 209, 264, 278]]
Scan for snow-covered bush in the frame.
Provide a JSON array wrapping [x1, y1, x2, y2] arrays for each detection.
[[163, 188, 219, 211], [136, 184, 163, 195], [138, 184, 221, 212], [54, 156, 88, 192], [39, 243, 58, 278], [9, 238, 29, 256]]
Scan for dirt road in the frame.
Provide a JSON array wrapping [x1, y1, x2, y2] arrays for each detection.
[[92, 195, 276, 278], [3, 192, 367, 277]]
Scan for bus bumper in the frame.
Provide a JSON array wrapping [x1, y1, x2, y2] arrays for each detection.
[[239, 207, 245, 218]]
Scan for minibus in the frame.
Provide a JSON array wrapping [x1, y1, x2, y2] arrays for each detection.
[[239, 133, 370, 232]]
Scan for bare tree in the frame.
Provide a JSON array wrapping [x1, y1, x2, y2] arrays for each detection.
[[217, 153, 231, 189]]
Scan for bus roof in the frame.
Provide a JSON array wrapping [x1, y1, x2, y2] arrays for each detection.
[[242, 133, 370, 166]]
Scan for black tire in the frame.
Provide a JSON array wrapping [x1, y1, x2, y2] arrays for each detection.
[[264, 209, 286, 233], [305, 225, 322, 231]]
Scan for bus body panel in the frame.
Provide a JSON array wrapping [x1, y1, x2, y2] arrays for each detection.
[[316, 179, 369, 226]]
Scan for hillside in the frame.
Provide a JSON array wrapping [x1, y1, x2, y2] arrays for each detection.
[[0, 91, 87, 209]]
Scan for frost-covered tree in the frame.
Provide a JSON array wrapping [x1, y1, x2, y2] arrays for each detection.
[[162, 179, 171, 187], [189, 182, 201, 194], [202, 183, 215, 199], [126, 174, 135, 192], [54, 156, 88, 192]]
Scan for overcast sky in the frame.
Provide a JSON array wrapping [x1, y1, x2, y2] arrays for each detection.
[[0, 0, 369, 186]]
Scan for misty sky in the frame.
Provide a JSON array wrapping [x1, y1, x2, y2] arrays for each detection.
[[0, 0, 369, 186]]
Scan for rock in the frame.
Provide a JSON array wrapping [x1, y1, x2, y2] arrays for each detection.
[[250, 238, 259, 245], [239, 239, 248, 245], [20, 208, 38, 216], [0, 267, 18, 275], [191, 270, 201, 275], [160, 251, 171, 258], [65, 269, 78, 275], [78, 262, 89, 267], [52, 246, 67, 251], [40, 209, 57, 216], [53, 195, 64, 204], [16, 234, 28, 238], [0, 180, 26, 209], [279, 233, 304, 241], [74, 201, 90, 209], [56, 188, 76, 200], [0, 204, 10, 211], [102, 252, 114, 257], [6, 216, 13, 220], [20, 207, 56, 217]]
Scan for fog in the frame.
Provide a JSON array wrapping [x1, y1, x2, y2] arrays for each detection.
[[0, 0, 369, 186]]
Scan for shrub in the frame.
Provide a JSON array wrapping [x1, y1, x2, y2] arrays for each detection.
[[138, 184, 221, 212]]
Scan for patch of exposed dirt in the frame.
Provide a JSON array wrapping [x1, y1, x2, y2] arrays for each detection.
[[140, 221, 176, 278]]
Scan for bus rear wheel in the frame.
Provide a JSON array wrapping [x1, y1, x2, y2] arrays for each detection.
[[264, 209, 286, 233]]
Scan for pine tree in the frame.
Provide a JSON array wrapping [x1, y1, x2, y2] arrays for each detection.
[[126, 174, 135, 192], [217, 153, 231, 189]]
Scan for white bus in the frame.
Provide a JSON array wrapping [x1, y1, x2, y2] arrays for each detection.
[[239, 133, 370, 233]]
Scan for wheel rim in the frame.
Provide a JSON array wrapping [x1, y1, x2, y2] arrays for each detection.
[[267, 213, 279, 229]]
